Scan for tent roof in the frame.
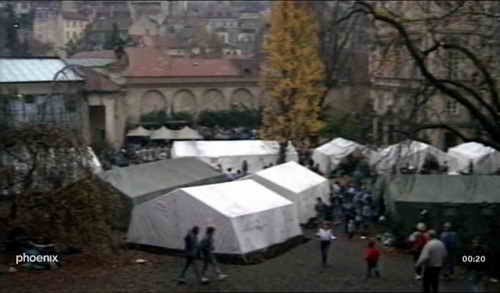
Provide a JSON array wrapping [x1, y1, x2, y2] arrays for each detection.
[[315, 138, 365, 156], [389, 175, 500, 203], [373, 140, 455, 167], [178, 180, 293, 218], [174, 126, 203, 140], [97, 158, 223, 201], [380, 140, 429, 157], [127, 126, 151, 137], [448, 142, 496, 160], [150, 126, 176, 140], [253, 162, 327, 194], [173, 140, 296, 157]]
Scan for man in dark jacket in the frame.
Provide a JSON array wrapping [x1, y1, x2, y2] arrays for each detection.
[[315, 197, 326, 224], [440, 222, 458, 280], [199, 227, 227, 283], [464, 237, 490, 292], [177, 226, 203, 284]]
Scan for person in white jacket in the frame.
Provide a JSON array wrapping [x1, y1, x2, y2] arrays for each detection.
[[317, 221, 336, 267], [416, 230, 448, 293]]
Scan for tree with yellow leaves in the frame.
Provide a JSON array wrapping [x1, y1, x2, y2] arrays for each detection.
[[260, 1, 326, 163]]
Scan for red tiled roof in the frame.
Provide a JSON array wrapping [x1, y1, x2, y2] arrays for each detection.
[[72, 51, 116, 59], [71, 48, 243, 77], [76, 67, 122, 92], [62, 11, 88, 21]]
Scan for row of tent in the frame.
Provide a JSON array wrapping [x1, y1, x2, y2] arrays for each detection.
[[97, 158, 330, 258], [171, 140, 299, 174], [127, 126, 203, 140], [312, 138, 500, 175]]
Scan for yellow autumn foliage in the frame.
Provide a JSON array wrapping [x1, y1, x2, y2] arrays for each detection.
[[259, 1, 326, 149]]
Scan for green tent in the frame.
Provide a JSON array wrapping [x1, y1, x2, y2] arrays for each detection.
[[382, 175, 500, 241]]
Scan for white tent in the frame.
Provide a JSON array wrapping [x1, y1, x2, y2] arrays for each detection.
[[174, 126, 203, 140], [150, 126, 176, 140], [97, 158, 227, 230], [87, 147, 103, 173], [448, 142, 500, 174], [127, 180, 302, 255], [127, 126, 151, 137], [371, 140, 458, 174], [243, 162, 330, 223], [171, 140, 299, 173], [312, 138, 373, 176]]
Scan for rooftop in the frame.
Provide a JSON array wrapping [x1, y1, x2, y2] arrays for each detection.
[[62, 11, 88, 21], [71, 48, 243, 77], [0, 57, 83, 83]]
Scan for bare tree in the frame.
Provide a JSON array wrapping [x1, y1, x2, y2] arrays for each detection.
[[338, 1, 500, 151], [0, 65, 118, 254], [310, 1, 371, 110]]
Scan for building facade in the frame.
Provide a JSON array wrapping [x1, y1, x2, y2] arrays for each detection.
[[33, 9, 89, 52], [369, 1, 498, 149]]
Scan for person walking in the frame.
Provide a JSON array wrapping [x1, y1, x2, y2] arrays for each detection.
[[361, 204, 372, 238], [241, 160, 249, 175], [409, 222, 430, 280], [324, 198, 335, 225], [464, 237, 490, 292], [347, 219, 355, 240], [314, 197, 327, 225], [199, 227, 228, 283], [317, 221, 336, 267], [440, 222, 458, 280], [415, 230, 448, 293], [177, 226, 203, 285], [364, 240, 381, 279]]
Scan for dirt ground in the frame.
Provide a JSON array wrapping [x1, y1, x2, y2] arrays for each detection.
[[1, 228, 498, 293]]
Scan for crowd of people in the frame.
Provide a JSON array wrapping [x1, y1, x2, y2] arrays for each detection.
[[314, 181, 380, 239], [407, 221, 494, 293], [313, 182, 495, 293]]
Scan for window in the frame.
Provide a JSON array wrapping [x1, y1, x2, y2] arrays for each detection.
[[444, 100, 459, 115]]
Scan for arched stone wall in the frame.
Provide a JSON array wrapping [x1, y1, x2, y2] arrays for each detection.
[[172, 89, 197, 113], [200, 89, 226, 111], [230, 88, 255, 109], [141, 90, 168, 115]]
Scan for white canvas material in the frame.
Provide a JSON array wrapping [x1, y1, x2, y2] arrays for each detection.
[[87, 147, 102, 174], [312, 138, 373, 175], [127, 180, 302, 255], [370, 140, 458, 174], [171, 140, 299, 173], [127, 126, 151, 137], [448, 142, 500, 174], [242, 162, 330, 223]]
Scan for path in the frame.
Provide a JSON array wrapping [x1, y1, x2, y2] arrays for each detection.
[[3, 229, 496, 292]]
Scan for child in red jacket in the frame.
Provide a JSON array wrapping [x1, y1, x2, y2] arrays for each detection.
[[364, 240, 381, 279]]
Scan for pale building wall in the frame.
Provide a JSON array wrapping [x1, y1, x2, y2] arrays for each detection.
[[369, 1, 494, 148], [87, 92, 128, 149]]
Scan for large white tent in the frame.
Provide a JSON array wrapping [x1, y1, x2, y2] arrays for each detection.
[[371, 140, 458, 174], [243, 162, 330, 223], [448, 142, 500, 174], [312, 138, 373, 176], [97, 158, 227, 230], [171, 140, 299, 173], [127, 180, 302, 256]]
